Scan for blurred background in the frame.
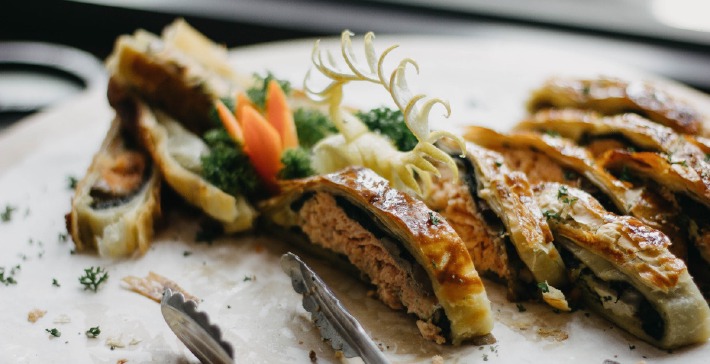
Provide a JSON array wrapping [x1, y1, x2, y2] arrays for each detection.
[[1, 0, 710, 126]]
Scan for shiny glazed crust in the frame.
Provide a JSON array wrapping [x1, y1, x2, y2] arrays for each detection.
[[261, 167, 494, 344], [461, 142, 567, 288], [526, 77, 708, 136], [533, 182, 710, 349]]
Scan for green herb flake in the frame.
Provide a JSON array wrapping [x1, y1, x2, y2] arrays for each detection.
[[183, 251, 193, 257], [243, 275, 255, 282], [67, 176, 78, 190], [483, 353, 488, 361], [557, 185, 568, 199], [538, 282, 550, 293], [58, 233, 68, 243], [86, 326, 101, 338], [494, 161, 503, 167], [516, 303, 527, 312], [278, 148, 315, 180], [78, 266, 108, 292], [543, 210, 561, 222], [428, 212, 440, 226], [544, 129, 560, 138], [0, 266, 18, 286], [46, 328, 61, 337], [629, 344, 635, 350], [52, 278, 60, 287], [356, 107, 417, 151], [431, 259, 438, 270], [1, 205, 16, 223]]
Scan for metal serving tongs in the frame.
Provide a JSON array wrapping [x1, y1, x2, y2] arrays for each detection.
[[161, 288, 235, 364], [280, 252, 390, 364]]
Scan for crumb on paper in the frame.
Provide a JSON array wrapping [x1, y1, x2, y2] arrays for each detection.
[[121, 271, 198, 303], [537, 327, 569, 342], [117, 360, 128, 364], [309, 350, 317, 362], [432, 354, 444, 364], [541, 283, 571, 312], [53, 314, 71, 324], [28, 309, 46, 323]]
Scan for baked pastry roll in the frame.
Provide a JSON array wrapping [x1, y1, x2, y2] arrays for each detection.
[[260, 167, 494, 344], [533, 182, 710, 349], [464, 126, 689, 260], [527, 77, 708, 136], [123, 96, 257, 233], [429, 141, 567, 302], [66, 117, 161, 257], [106, 19, 248, 135]]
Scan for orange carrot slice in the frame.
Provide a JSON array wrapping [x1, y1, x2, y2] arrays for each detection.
[[241, 105, 283, 191], [266, 80, 299, 149], [215, 99, 243, 143], [235, 92, 254, 124]]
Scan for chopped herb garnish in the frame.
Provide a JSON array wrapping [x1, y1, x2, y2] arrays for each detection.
[[243, 275, 255, 282], [78, 266, 108, 292], [86, 326, 101, 338], [705, 153, 710, 162], [431, 259, 438, 269], [538, 282, 549, 293], [246, 72, 291, 110], [183, 251, 193, 257], [0, 266, 18, 286], [46, 328, 61, 337], [356, 107, 417, 151], [52, 278, 61, 287], [516, 303, 527, 312], [629, 344, 635, 350], [278, 147, 315, 180], [67, 175, 78, 190], [543, 210, 561, 221], [58, 233, 68, 243], [494, 161, 503, 167], [670, 159, 688, 167], [1, 205, 16, 222], [483, 353, 488, 361], [544, 129, 560, 137], [557, 185, 568, 199], [428, 212, 440, 226]]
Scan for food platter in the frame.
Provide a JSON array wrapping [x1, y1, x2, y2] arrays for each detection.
[[0, 35, 708, 363]]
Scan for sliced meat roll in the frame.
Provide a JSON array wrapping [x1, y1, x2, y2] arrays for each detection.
[[259, 167, 494, 345], [533, 182, 710, 349], [527, 77, 707, 136], [66, 117, 161, 257], [430, 141, 567, 303], [119, 96, 257, 233]]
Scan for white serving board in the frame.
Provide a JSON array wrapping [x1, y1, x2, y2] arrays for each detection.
[[0, 35, 707, 364]]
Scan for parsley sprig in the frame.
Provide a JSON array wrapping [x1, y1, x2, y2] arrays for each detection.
[[1, 205, 16, 222], [46, 328, 61, 337], [86, 326, 101, 338], [78, 266, 108, 292]]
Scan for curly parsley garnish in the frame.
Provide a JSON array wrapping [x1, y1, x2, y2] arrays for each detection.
[[294, 108, 337, 149], [67, 175, 78, 190], [1, 205, 16, 222], [543, 210, 561, 222], [78, 266, 108, 292], [201, 128, 259, 197], [46, 328, 61, 337], [428, 212, 440, 226], [538, 281, 550, 293], [86, 326, 101, 338], [278, 148, 315, 180], [52, 278, 60, 287]]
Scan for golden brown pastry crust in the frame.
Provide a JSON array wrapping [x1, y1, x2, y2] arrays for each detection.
[[533, 182, 710, 349], [261, 167, 494, 344], [526, 77, 707, 135]]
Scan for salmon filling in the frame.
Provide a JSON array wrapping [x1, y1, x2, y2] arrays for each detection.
[[295, 191, 448, 343]]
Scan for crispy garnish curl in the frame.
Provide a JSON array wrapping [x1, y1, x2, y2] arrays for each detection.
[[305, 31, 465, 196]]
